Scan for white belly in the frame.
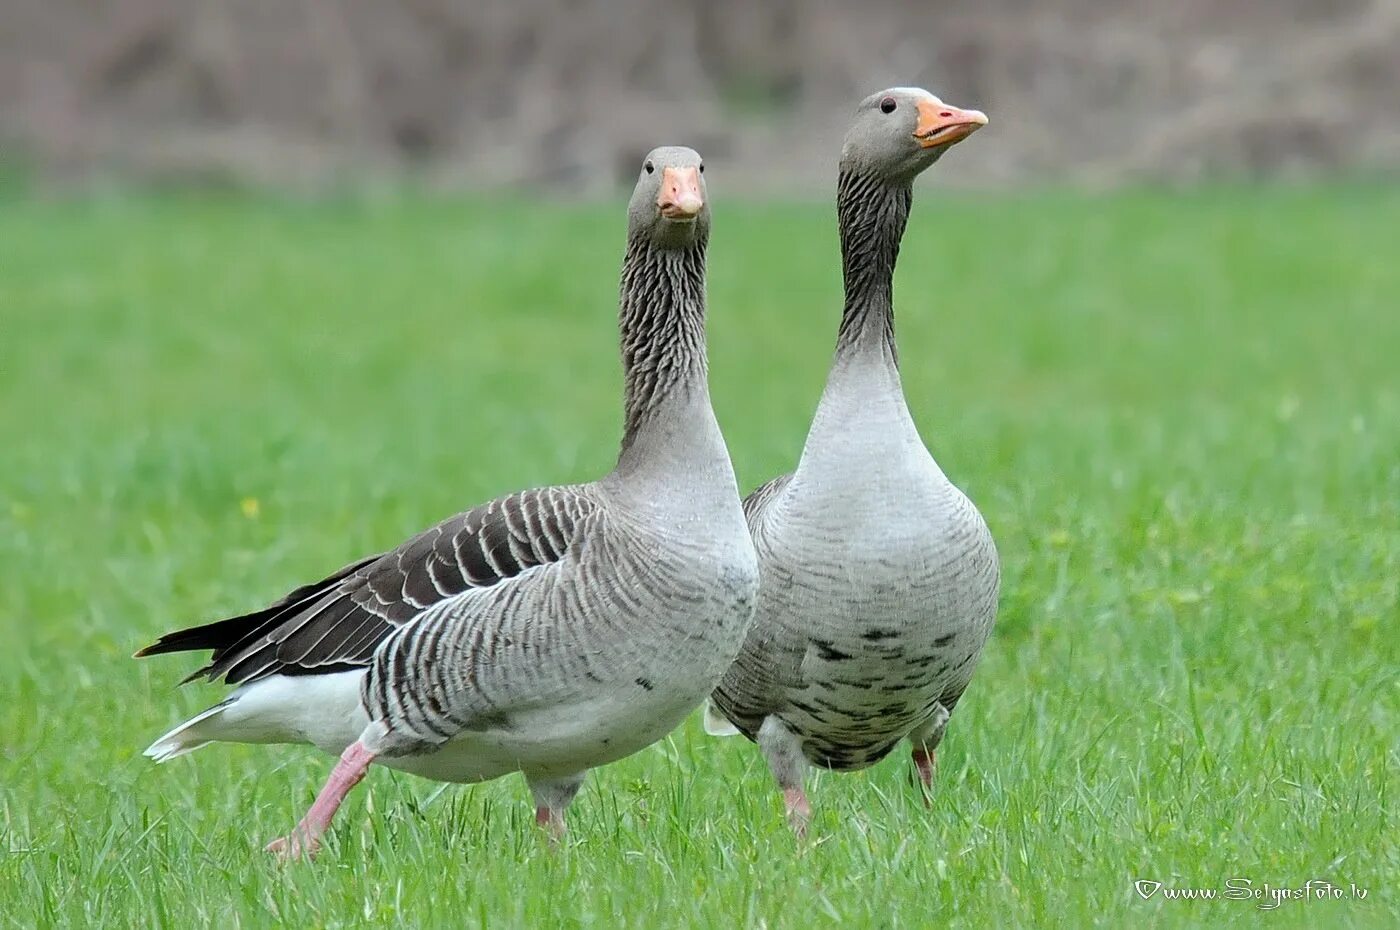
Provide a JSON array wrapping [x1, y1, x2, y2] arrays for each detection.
[[384, 685, 703, 783], [164, 650, 728, 784]]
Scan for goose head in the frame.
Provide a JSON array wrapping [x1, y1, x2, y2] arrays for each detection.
[[840, 87, 987, 183], [628, 146, 709, 249]]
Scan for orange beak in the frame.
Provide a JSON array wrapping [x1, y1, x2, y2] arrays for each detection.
[[657, 166, 704, 219], [913, 99, 988, 148]]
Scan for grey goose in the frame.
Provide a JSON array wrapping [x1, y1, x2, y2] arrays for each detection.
[[137, 147, 759, 858], [707, 89, 999, 832]]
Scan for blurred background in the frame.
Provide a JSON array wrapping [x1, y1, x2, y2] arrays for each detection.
[[3, 0, 1399, 193], [4, 4, 1399, 925]]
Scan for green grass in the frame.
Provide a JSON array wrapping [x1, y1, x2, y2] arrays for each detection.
[[1, 184, 1396, 928]]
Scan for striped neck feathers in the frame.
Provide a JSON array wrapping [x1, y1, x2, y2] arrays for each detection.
[[617, 232, 710, 454], [835, 168, 912, 363]]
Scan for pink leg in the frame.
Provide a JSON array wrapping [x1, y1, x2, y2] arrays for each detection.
[[528, 774, 584, 844], [783, 785, 813, 837], [266, 741, 376, 861], [759, 717, 812, 838], [535, 805, 567, 842], [912, 747, 936, 807]]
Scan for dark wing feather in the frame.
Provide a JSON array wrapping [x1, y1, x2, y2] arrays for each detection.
[[132, 553, 380, 674], [136, 487, 595, 686]]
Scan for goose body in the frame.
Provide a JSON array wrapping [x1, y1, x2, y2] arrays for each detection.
[[709, 90, 998, 828], [139, 147, 758, 856], [149, 482, 755, 786]]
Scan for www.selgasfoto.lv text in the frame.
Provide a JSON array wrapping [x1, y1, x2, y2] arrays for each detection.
[[1134, 878, 1368, 909]]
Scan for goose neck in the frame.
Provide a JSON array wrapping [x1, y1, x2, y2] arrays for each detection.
[[615, 235, 716, 472], [834, 169, 912, 364]]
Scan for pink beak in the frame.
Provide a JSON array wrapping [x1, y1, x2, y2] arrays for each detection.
[[913, 99, 988, 148], [658, 166, 704, 219]]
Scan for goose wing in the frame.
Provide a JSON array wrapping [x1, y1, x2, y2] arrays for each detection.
[[136, 487, 598, 686]]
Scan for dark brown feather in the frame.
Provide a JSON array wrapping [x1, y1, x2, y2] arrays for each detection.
[[136, 488, 595, 686]]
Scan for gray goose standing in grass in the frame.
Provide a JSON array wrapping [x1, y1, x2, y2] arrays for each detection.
[[706, 89, 998, 832], [137, 146, 759, 859]]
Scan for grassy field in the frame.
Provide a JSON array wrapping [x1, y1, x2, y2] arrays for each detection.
[[1, 184, 1396, 928]]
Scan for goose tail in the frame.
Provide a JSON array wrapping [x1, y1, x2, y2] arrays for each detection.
[[702, 700, 741, 737], [143, 700, 232, 762]]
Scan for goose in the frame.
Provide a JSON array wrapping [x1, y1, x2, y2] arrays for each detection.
[[137, 146, 759, 859], [707, 89, 998, 832]]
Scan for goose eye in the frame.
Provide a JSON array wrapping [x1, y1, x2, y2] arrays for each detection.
[[880, 97, 897, 114], [698, 163, 704, 174], [644, 161, 655, 174]]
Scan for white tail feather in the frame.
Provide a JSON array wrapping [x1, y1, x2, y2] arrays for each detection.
[[143, 701, 230, 762], [702, 700, 741, 737], [141, 671, 367, 762]]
